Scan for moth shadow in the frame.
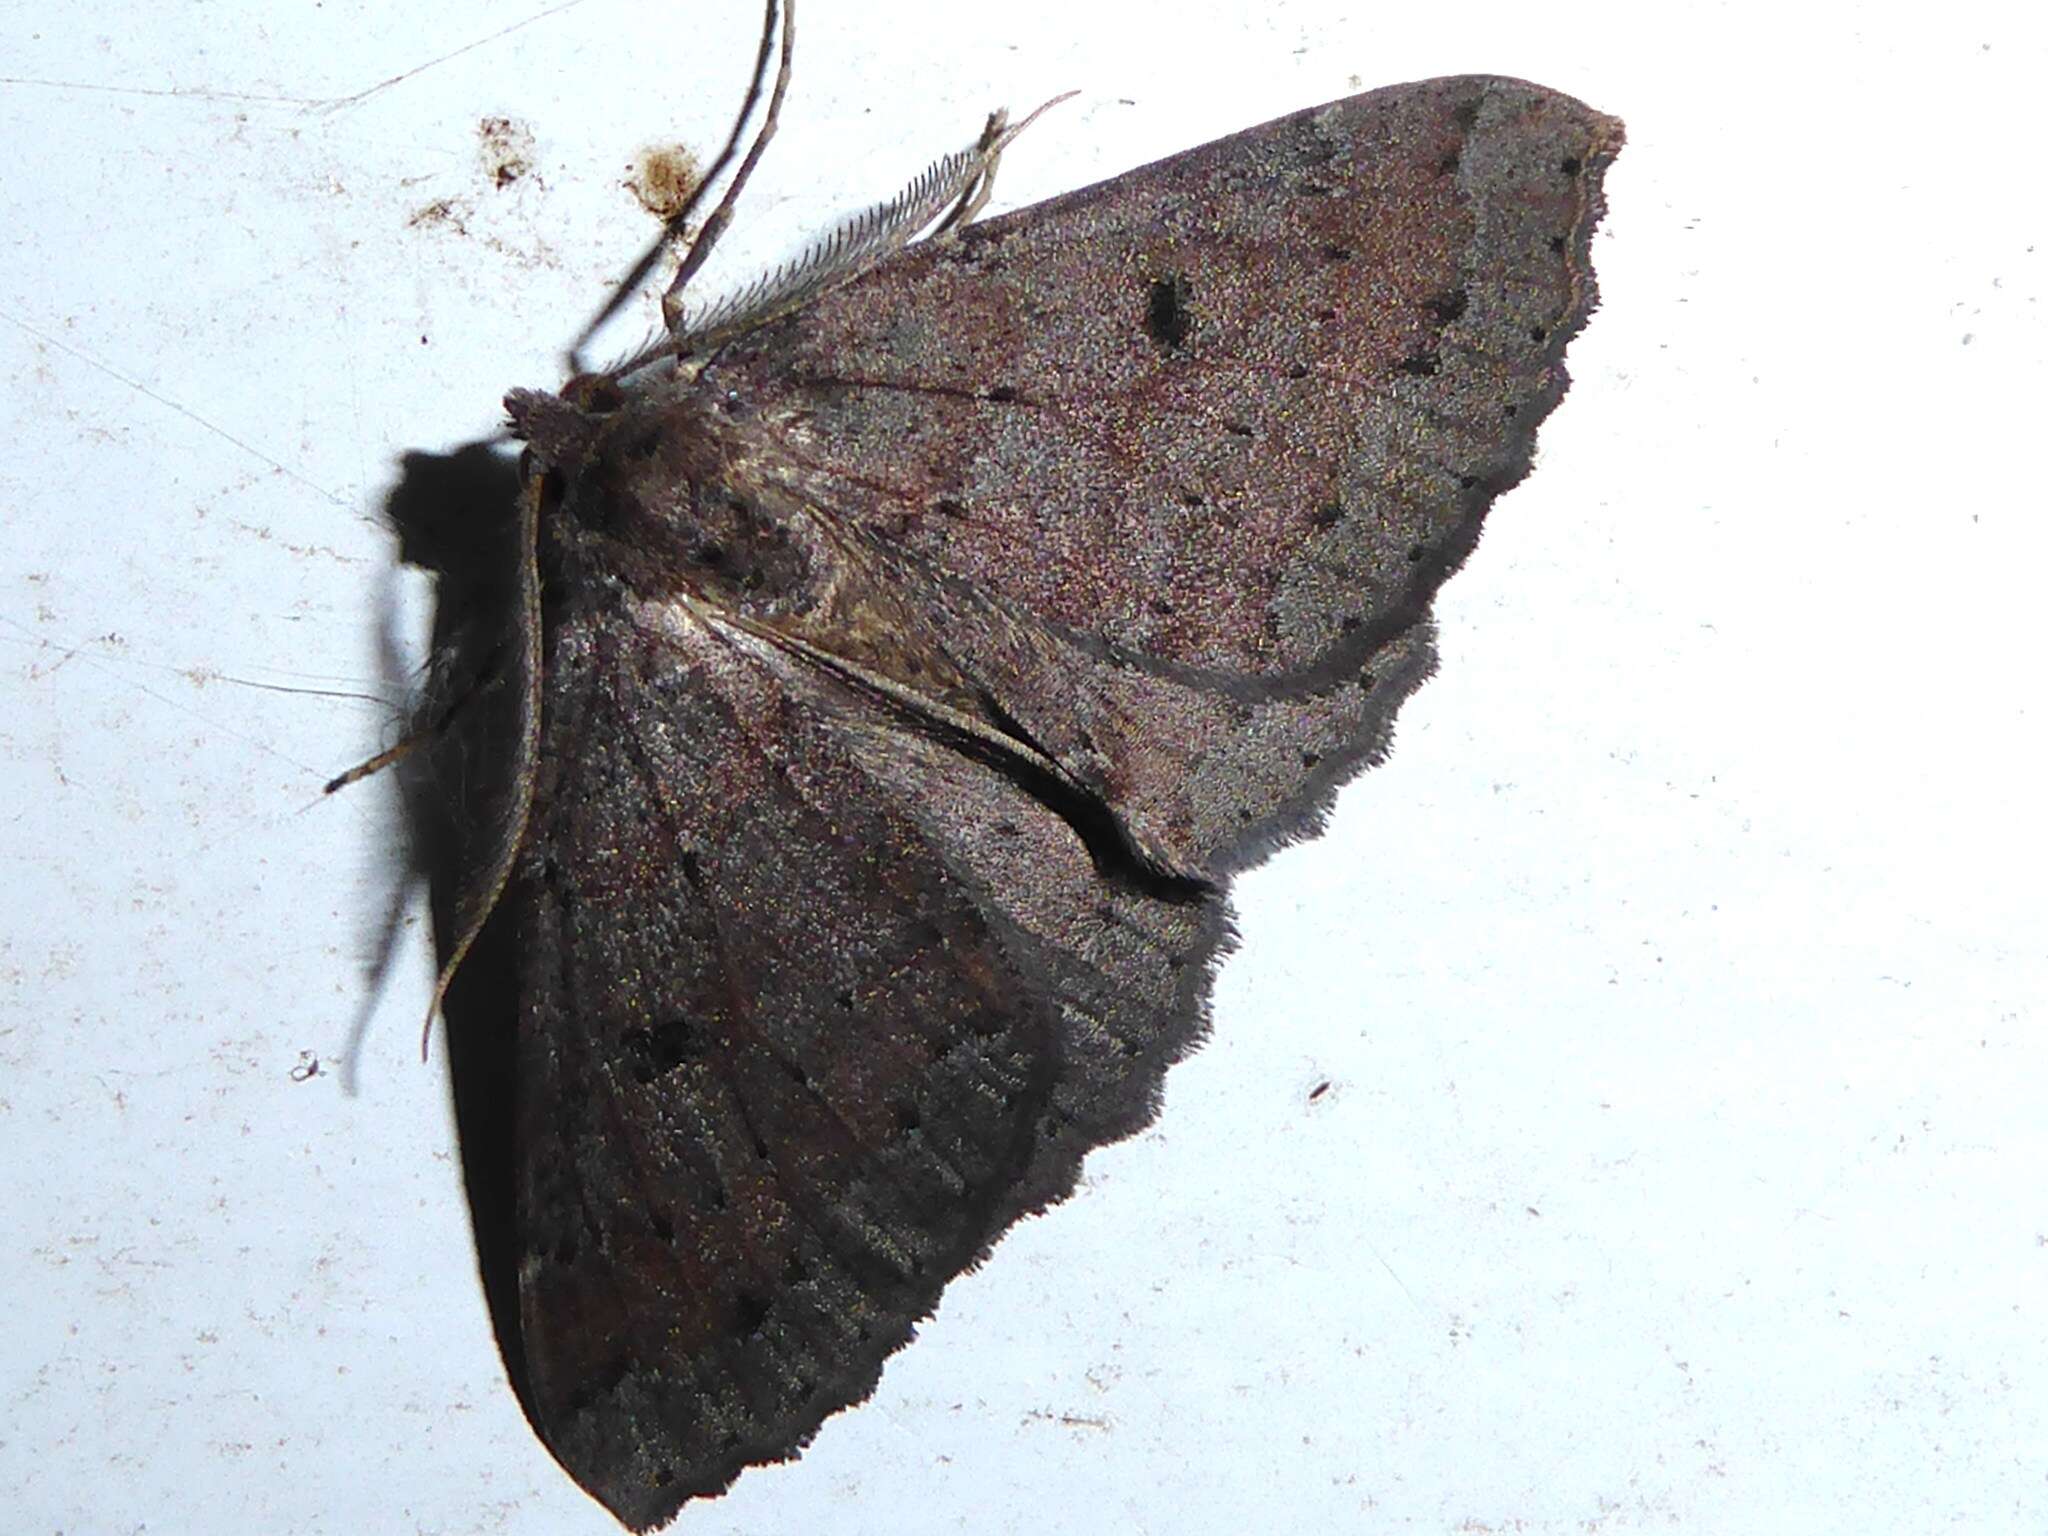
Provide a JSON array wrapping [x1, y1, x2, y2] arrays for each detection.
[[377, 439, 537, 1416]]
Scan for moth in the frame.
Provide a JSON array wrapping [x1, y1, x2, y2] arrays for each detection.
[[350, 1, 1621, 1525]]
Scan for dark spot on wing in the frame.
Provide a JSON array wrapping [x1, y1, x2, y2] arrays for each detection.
[[623, 1017, 701, 1084], [1144, 274, 1193, 349], [1424, 288, 1469, 323]]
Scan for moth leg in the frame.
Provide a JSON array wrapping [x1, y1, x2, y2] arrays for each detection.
[[930, 110, 1011, 234], [658, 0, 796, 335], [565, 0, 792, 374], [323, 728, 430, 796], [321, 650, 508, 794], [415, 479, 544, 1054], [330, 479, 544, 1055], [931, 94, 1076, 236]]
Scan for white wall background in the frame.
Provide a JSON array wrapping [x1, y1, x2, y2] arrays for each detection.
[[3, 1, 2043, 1532]]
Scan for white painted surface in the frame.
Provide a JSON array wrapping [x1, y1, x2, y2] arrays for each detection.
[[4, 2, 2042, 1531]]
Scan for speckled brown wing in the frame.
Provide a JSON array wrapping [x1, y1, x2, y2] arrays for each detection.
[[699, 77, 1620, 874], [509, 592, 1225, 1529]]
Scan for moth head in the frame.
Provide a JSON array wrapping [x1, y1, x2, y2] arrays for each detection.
[[505, 377, 624, 470]]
